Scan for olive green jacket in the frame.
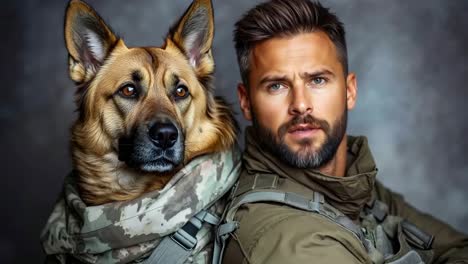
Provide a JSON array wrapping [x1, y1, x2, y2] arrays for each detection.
[[222, 131, 468, 264]]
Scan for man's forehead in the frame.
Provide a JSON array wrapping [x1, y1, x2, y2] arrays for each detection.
[[249, 31, 342, 75]]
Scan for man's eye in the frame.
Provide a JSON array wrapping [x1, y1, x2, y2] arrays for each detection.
[[312, 77, 326, 85], [269, 83, 283, 91]]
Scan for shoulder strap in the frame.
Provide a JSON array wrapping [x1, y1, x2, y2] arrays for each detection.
[[212, 173, 365, 264], [145, 210, 220, 264]]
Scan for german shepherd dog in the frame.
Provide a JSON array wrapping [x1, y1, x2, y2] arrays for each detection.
[[65, 0, 236, 205]]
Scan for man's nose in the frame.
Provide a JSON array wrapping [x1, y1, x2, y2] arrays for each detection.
[[288, 85, 312, 115]]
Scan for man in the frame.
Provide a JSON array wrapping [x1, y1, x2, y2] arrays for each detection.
[[218, 0, 468, 263]]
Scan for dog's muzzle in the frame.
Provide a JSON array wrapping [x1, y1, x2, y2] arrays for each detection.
[[118, 118, 184, 173], [148, 122, 178, 150]]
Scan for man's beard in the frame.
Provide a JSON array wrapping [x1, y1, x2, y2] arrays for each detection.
[[252, 109, 347, 169]]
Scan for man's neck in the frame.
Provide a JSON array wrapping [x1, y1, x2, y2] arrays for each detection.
[[317, 136, 348, 177]]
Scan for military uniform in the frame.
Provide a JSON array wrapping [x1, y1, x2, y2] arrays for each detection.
[[41, 148, 241, 263], [220, 128, 468, 264]]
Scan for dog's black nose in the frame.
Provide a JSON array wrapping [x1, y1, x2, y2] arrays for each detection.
[[148, 122, 178, 149]]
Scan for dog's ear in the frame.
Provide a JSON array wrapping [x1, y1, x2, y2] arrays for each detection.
[[64, 0, 119, 83], [168, 0, 214, 77]]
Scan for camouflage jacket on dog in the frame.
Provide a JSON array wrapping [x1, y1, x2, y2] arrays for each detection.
[[41, 148, 241, 264]]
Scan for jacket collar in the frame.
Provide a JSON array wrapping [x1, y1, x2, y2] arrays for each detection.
[[242, 127, 378, 220]]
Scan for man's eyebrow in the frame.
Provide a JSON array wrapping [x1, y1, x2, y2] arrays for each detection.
[[259, 75, 289, 85], [300, 69, 335, 79], [258, 69, 336, 85]]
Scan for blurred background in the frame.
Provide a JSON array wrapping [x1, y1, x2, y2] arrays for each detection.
[[1, 0, 467, 262]]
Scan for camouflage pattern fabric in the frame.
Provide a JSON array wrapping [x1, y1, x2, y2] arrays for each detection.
[[41, 147, 241, 263]]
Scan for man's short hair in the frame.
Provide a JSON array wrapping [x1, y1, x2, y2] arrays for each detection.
[[234, 0, 348, 87]]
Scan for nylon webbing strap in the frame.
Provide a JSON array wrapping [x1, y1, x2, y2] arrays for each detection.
[[233, 173, 278, 197], [146, 210, 220, 264], [145, 235, 192, 264], [227, 191, 323, 220], [212, 221, 238, 264]]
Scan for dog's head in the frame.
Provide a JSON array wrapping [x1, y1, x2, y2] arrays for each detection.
[[65, 0, 236, 203]]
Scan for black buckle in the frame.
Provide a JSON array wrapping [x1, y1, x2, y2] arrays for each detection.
[[170, 221, 199, 250]]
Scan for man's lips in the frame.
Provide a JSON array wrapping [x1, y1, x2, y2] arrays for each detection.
[[286, 124, 321, 141], [288, 124, 321, 133]]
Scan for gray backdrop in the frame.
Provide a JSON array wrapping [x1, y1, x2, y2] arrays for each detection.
[[1, 0, 467, 263]]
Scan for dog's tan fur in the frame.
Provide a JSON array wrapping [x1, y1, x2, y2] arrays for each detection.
[[65, 0, 236, 205]]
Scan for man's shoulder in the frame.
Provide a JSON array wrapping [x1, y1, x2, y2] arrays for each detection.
[[236, 202, 364, 237], [223, 203, 369, 264], [236, 202, 323, 235]]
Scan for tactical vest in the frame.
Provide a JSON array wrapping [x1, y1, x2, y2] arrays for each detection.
[[213, 173, 435, 264]]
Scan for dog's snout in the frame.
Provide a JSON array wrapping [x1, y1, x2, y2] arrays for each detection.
[[149, 122, 178, 149]]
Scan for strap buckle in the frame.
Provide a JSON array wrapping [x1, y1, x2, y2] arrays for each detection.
[[170, 228, 197, 251], [169, 210, 220, 251]]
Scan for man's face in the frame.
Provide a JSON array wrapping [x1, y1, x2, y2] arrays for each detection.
[[238, 32, 357, 168]]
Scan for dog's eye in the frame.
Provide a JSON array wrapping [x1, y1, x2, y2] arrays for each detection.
[[174, 85, 190, 99], [119, 85, 138, 98]]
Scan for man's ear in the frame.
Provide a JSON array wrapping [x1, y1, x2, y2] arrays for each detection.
[[167, 0, 214, 77], [237, 83, 252, 121], [346, 73, 357, 110], [64, 0, 120, 83]]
